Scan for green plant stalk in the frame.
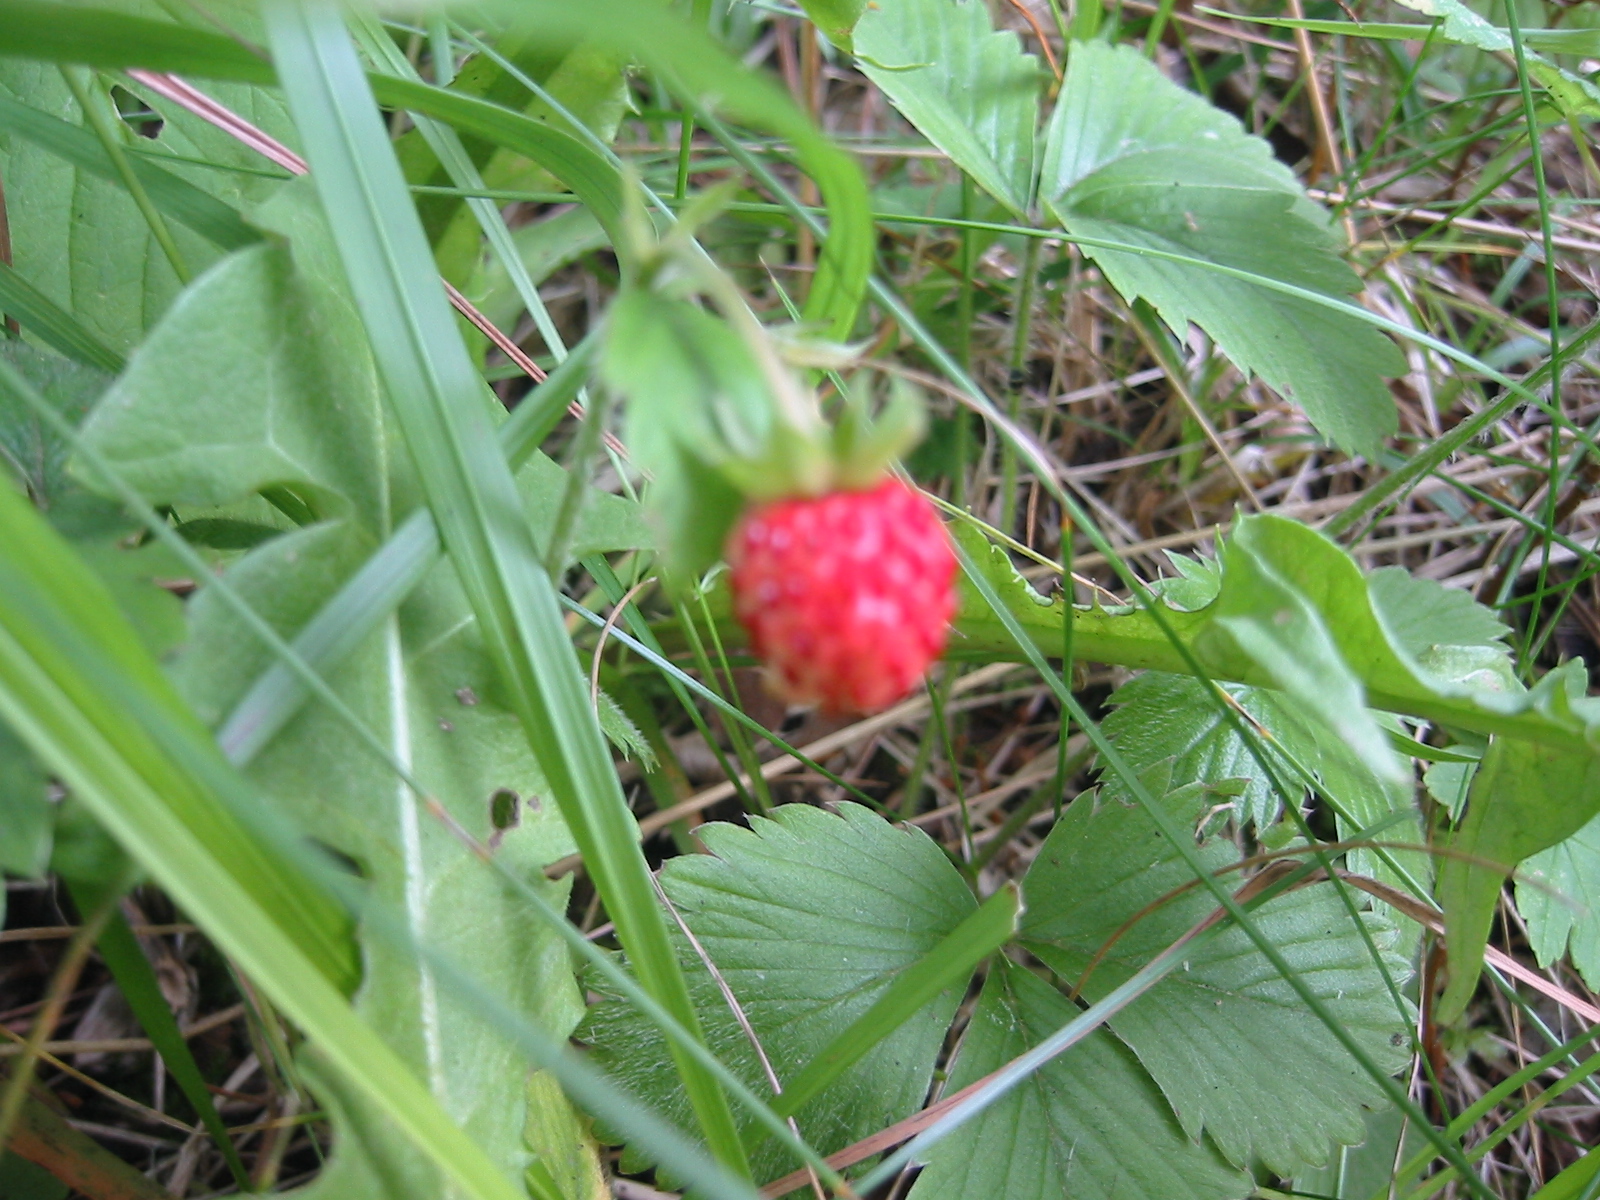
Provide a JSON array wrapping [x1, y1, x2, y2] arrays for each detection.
[[58, 66, 189, 283], [1000, 233, 1042, 534], [261, 4, 748, 1174], [542, 385, 611, 574], [676, 596, 770, 816], [1501, 0, 1566, 671], [773, 883, 1021, 1118]]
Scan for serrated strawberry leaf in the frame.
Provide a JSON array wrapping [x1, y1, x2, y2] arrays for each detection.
[[1391, 0, 1600, 118], [1039, 41, 1404, 456], [579, 802, 977, 1187], [1519, 813, 1600, 992], [854, 0, 1044, 217], [908, 959, 1250, 1200], [1020, 789, 1413, 1177]]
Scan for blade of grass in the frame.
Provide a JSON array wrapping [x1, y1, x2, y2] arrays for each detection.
[[260, 2, 748, 1174], [62, 877, 251, 1191], [0, 89, 261, 251], [0, 262, 125, 372]]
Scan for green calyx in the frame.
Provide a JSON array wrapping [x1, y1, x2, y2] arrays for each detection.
[[720, 374, 928, 501]]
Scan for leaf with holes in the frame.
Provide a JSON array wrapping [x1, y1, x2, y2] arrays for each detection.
[[0, 63, 231, 353], [73, 184, 640, 1197], [1039, 41, 1404, 455]]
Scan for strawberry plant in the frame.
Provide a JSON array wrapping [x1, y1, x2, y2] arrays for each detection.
[[1, 1, 1599, 1198]]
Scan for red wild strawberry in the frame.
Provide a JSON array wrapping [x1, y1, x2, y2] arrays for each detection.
[[725, 476, 958, 715]]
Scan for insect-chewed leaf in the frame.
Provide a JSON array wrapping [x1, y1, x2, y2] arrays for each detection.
[[70, 180, 609, 1198], [1019, 789, 1413, 1177], [0, 62, 262, 352], [579, 802, 977, 1187], [1039, 41, 1404, 456], [909, 959, 1250, 1200], [854, 0, 1044, 217]]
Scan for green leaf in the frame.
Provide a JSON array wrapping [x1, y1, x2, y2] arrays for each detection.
[[0, 262, 125, 372], [1439, 732, 1600, 1020], [1529, 1146, 1600, 1200], [79, 238, 388, 523], [581, 802, 978, 1185], [908, 959, 1251, 1200], [1519, 812, 1600, 993], [800, 0, 868, 49], [0, 85, 262, 253], [1100, 672, 1311, 828], [0, 473, 541, 1200], [1100, 669, 1430, 914], [70, 182, 621, 1195], [0, 66, 192, 353], [0, 342, 113, 511], [1020, 789, 1412, 1176], [1039, 41, 1403, 455], [854, 0, 1044, 217], [1206, 519, 1406, 785], [1367, 566, 1511, 656]]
